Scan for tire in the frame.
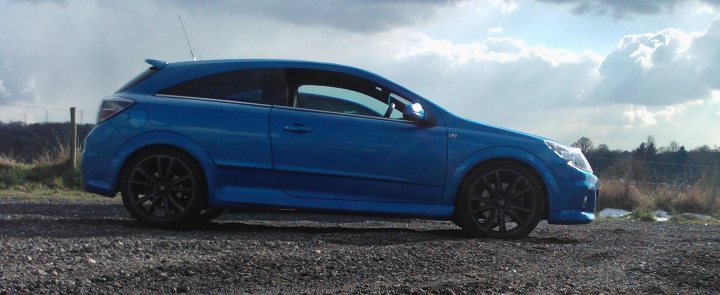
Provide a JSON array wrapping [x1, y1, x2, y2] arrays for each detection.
[[456, 161, 545, 239], [120, 148, 206, 228], [196, 208, 226, 223]]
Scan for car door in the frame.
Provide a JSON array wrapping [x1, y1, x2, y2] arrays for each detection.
[[269, 68, 447, 204], [154, 68, 279, 198]]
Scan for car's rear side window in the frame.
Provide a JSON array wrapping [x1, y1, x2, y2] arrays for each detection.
[[157, 69, 273, 104]]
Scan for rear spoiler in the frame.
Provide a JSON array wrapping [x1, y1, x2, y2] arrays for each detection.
[[145, 59, 167, 69]]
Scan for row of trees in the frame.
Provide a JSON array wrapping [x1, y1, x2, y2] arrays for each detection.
[[572, 136, 720, 185]]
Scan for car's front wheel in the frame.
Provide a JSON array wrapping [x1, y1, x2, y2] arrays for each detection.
[[120, 149, 206, 228], [456, 161, 545, 239]]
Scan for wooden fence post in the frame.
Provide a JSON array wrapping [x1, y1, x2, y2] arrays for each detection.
[[712, 164, 718, 208], [70, 107, 77, 169]]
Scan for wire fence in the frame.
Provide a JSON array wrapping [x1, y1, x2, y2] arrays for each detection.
[[0, 102, 87, 124]]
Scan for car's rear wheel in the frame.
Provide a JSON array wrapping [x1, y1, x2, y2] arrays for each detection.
[[120, 149, 206, 228], [456, 161, 545, 239]]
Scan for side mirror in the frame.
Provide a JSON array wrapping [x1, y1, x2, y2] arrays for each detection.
[[403, 103, 426, 125]]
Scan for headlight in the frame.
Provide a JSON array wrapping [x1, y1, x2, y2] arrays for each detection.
[[544, 140, 593, 173]]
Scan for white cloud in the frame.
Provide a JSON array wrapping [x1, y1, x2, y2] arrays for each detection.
[[621, 101, 700, 126], [591, 21, 720, 105], [624, 106, 658, 125], [696, 3, 718, 14], [490, 0, 518, 14], [0, 80, 7, 98], [394, 34, 602, 67], [461, 0, 518, 14], [487, 26, 503, 34]]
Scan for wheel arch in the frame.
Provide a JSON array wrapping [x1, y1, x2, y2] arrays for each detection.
[[108, 131, 216, 197], [443, 146, 558, 219]]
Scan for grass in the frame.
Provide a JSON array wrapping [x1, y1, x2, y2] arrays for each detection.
[[629, 210, 656, 222], [0, 188, 118, 204], [0, 151, 82, 191], [0, 151, 121, 203], [598, 178, 719, 215]]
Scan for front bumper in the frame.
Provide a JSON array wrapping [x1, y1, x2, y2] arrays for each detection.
[[546, 164, 599, 225]]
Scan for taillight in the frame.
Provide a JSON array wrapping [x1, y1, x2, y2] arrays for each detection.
[[97, 97, 134, 123]]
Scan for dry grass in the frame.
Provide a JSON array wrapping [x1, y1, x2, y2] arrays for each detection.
[[0, 149, 81, 191], [599, 178, 719, 214]]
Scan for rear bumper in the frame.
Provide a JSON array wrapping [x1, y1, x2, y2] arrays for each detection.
[[81, 123, 123, 197], [546, 165, 598, 225]]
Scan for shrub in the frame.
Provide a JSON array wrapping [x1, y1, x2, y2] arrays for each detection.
[[597, 179, 640, 211], [598, 178, 719, 215], [630, 210, 656, 222]]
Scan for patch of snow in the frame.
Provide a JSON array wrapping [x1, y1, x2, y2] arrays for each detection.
[[652, 210, 671, 222], [598, 208, 631, 218]]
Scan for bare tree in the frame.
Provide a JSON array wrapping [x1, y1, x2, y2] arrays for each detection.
[[572, 137, 594, 154]]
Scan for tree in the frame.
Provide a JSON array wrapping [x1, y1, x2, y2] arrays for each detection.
[[675, 145, 687, 164], [645, 135, 657, 159], [572, 137, 594, 154], [596, 144, 609, 152], [635, 142, 647, 159], [668, 140, 680, 153], [634, 135, 657, 160]]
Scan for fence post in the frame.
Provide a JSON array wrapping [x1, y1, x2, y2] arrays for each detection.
[[70, 107, 77, 169], [712, 164, 718, 208]]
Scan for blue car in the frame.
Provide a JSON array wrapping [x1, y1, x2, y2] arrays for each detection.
[[82, 59, 598, 238]]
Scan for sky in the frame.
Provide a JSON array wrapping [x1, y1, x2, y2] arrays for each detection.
[[1, 0, 720, 151]]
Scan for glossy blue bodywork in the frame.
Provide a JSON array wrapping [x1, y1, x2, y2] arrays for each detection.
[[82, 59, 598, 224]]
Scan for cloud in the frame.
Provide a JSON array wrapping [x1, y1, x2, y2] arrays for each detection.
[[487, 26, 503, 34], [161, 0, 469, 33], [394, 34, 602, 66], [10, 0, 66, 4], [487, 0, 519, 14], [383, 24, 720, 149], [1, 0, 720, 148], [0, 80, 8, 98], [622, 100, 701, 126], [590, 19, 720, 105], [535, 0, 719, 19], [387, 33, 603, 126]]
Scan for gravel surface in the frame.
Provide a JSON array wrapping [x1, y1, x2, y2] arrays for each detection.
[[1, 198, 719, 294]]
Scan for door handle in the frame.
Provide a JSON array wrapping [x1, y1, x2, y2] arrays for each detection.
[[283, 124, 312, 133]]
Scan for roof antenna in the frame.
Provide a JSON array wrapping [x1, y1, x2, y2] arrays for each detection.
[[178, 15, 197, 61]]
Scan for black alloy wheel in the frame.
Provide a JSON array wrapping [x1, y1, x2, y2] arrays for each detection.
[[456, 161, 545, 239], [121, 149, 205, 228]]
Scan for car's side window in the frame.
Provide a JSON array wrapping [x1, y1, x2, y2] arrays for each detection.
[[297, 85, 384, 117], [284, 69, 411, 120], [157, 69, 273, 104]]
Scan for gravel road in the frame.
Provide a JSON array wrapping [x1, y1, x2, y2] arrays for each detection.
[[1, 198, 719, 294]]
